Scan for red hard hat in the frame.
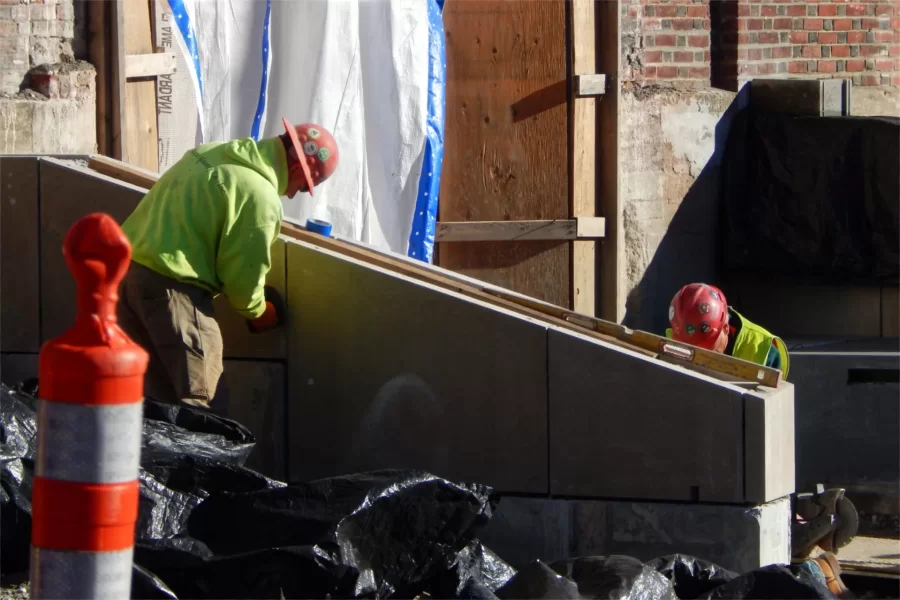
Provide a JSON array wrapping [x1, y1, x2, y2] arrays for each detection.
[[282, 118, 339, 196], [669, 283, 729, 350]]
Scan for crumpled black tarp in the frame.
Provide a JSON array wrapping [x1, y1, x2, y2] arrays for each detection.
[[721, 110, 900, 284], [0, 382, 839, 600], [0, 382, 509, 599]]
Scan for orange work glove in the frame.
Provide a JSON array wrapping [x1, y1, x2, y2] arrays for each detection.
[[247, 286, 284, 334]]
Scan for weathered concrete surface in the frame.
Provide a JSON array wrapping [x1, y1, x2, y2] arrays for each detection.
[[0, 96, 95, 154], [852, 86, 900, 118], [479, 496, 792, 575], [620, 85, 741, 334]]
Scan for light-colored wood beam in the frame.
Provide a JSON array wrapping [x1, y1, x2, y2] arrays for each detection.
[[436, 218, 606, 242], [125, 52, 176, 79]]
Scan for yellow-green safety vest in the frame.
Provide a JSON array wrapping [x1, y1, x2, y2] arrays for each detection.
[[665, 308, 790, 380]]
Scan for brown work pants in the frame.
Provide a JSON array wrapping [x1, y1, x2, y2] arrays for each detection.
[[117, 262, 227, 412]]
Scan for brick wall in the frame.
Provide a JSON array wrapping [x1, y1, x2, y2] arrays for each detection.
[[623, 0, 900, 88], [0, 0, 75, 95]]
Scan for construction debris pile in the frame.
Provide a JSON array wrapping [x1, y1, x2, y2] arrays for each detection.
[[1, 383, 835, 599]]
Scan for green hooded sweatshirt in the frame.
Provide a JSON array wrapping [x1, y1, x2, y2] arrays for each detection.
[[122, 137, 288, 320]]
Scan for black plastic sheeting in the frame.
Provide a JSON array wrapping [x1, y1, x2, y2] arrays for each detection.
[[721, 111, 900, 284], [1, 382, 836, 599]]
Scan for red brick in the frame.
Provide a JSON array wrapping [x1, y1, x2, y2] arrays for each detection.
[[687, 5, 708, 17], [861, 73, 880, 85], [819, 31, 839, 42], [703, 18, 711, 30], [802, 45, 823, 57], [874, 30, 894, 42], [658, 65, 679, 77], [645, 65, 658, 78], [846, 58, 866, 70], [818, 4, 839, 15], [739, 33, 752, 44], [875, 4, 893, 16], [762, 5, 777, 15], [672, 18, 695, 29], [890, 45, 900, 56], [771, 46, 793, 58], [788, 60, 809, 72], [790, 30, 810, 43], [818, 59, 838, 71], [892, 17, 900, 28], [831, 44, 852, 56], [654, 34, 677, 46], [833, 18, 853, 29], [674, 50, 695, 61], [861, 17, 879, 28], [848, 30, 866, 42], [875, 58, 894, 69], [749, 48, 763, 59], [860, 44, 885, 55], [804, 18, 824, 29], [688, 34, 710, 47], [774, 17, 794, 28], [656, 5, 679, 17], [787, 5, 807, 16], [743, 17, 765, 29], [704, 50, 711, 61], [892, 74, 900, 85], [645, 50, 664, 63], [689, 66, 711, 78], [739, 4, 752, 16], [644, 18, 662, 28], [846, 4, 867, 15], [759, 31, 780, 42]]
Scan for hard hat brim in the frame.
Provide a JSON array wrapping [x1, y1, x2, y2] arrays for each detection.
[[282, 117, 316, 196]]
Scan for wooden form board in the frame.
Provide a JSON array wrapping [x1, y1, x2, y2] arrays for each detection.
[[0, 158, 41, 353], [85, 154, 783, 387], [438, 0, 570, 307], [436, 218, 605, 242], [123, 0, 159, 171]]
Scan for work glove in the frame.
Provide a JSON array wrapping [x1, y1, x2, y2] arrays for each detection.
[[247, 286, 284, 334]]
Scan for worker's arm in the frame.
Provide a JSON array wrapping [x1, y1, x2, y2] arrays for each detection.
[[214, 172, 283, 321]]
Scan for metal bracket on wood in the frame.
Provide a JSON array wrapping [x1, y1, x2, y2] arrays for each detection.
[[574, 74, 607, 98], [125, 52, 176, 79]]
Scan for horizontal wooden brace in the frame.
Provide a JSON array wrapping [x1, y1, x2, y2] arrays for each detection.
[[125, 52, 176, 79], [574, 74, 606, 97], [436, 218, 606, 242]]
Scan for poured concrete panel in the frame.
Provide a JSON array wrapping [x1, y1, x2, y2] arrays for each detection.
[[791, 344, 900, 491], [39, 158, 146, 342], [744, 383, 795, 504], [549, 329, 746, 503], [215, 238, 287, 360], [1, 157, 41, 352], [0, 352, 38, 386], [223, 359, 286, 481], [284, 239, 549, 493]]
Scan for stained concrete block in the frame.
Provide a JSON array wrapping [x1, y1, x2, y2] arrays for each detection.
[[790, 343, 900, 491], [214, 238, 287, 360], [284, 238, 549, 493], [548, 328, 746, 503], [222, 359, 286, 481], [480, 496, 791, 575], [1, 157, 40, 352], [39, 158, 146, 342], [744, 383, 795, 504], [0, 352, 38, 386]]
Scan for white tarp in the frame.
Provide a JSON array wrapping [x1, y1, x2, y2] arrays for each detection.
[[168, 0, 443, 260]]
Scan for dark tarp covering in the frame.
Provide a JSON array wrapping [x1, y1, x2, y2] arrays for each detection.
[[0, 382, 837, 599], [721, 111, 899, 284]]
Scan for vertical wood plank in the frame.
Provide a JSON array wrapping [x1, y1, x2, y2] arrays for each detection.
[[438, 0, 570, 307], [597, 0, 623, 321], [110, 0, 127, 160], [123, 0, 160, 171], [88, 0, 108, 155], [570, 0, 598, 316]]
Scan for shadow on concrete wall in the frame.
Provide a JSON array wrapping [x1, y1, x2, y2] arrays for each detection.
[[622, 85, 750, 334]]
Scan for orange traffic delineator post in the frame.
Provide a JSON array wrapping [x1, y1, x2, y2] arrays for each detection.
[[30, 213, 149, 600]]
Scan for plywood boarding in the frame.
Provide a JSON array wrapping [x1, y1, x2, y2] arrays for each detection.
[[285, 239, 549, 493], [744, 384, 796, 504], [39, 159, 147, 341], [223, 360, 286, 481], [439, 0, 570, 308], [123, 0, 159, 171], [0, 158, 40, 352], [548, 329, 746, 503]]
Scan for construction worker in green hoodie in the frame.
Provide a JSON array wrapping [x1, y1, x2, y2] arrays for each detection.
[[118, 118, 340, 411], [666, 282, 790, 380]]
